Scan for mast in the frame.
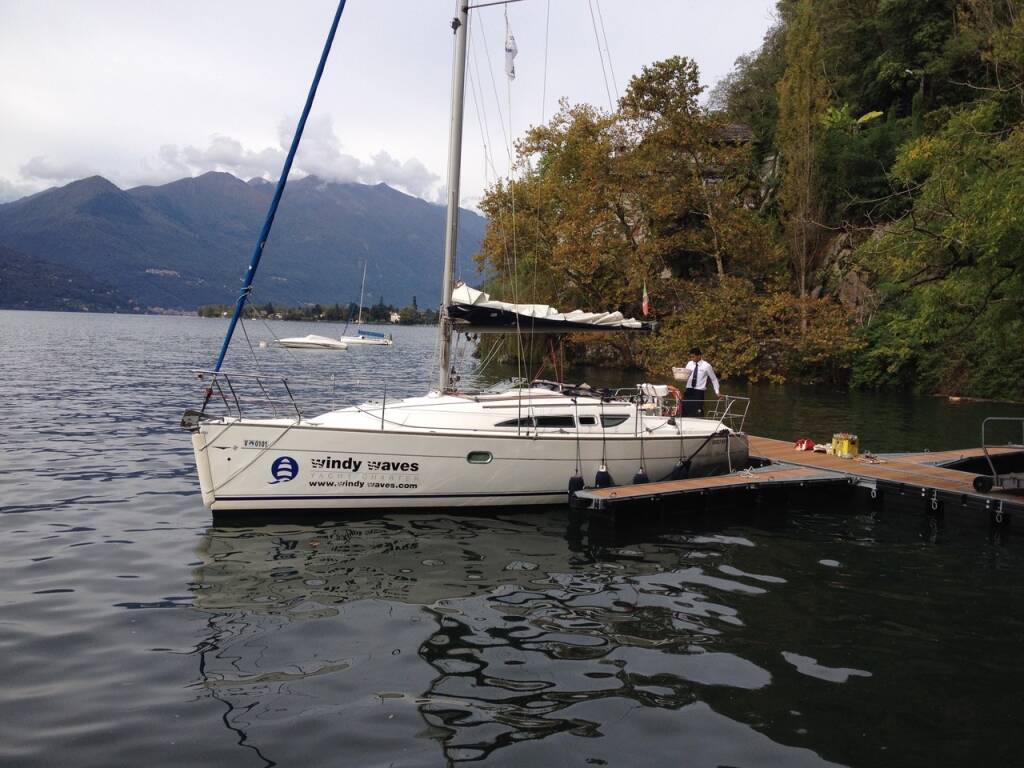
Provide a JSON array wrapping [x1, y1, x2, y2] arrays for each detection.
[[437, 0, 470, 392], [357, 260, 367, 325], [210, 0, 348, 377]]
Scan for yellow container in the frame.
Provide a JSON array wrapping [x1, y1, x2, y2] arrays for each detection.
[[832, 432, 859, 459]]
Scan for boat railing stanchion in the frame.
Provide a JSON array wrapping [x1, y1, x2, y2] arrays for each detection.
[[216, 376, 237, 417], [281, 378, 302, 421], [222, 374, 243, 417], [255, 374, 278, 418]]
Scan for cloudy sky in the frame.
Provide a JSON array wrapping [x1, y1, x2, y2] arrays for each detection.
[[0, 0, 777, 207]]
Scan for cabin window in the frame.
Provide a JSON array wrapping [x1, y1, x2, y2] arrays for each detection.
[[494, 416, 576, 428], [494, 417, 535, 427], [578, 416, 596, 425], [535, 416, 575, 428], [600, 414, 629, 427], [467, 451, 493, 464]]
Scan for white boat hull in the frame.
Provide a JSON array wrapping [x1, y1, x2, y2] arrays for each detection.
[[339, 335, 393, 346], [191, 418, 748, 512], [277, 334, 348, 350]]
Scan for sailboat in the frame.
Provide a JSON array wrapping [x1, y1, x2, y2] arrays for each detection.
[[182, 1, 749, 512], [337, 262, 394, 346]]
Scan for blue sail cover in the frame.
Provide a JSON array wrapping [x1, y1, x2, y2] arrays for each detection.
[[447, 284, 656, 334]]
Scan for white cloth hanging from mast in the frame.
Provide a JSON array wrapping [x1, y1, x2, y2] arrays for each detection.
[[504, 23, 518, 80], [448, 284, 656, 333]]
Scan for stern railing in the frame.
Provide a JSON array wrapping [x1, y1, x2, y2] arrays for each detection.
[[615, 386, 750, 433], [183, 370, 341, 426]]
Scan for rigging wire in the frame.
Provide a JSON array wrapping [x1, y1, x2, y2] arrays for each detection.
[[474, 14, 512, 165], [468, 42, 502, 187], [472, 9, 526, 389], [467, 17, 523, 387], [503, 6, 526, 388], [526, 0, 554, 381], [237, 315, 260, 370], [541, 0, 551, 123], [587, 0, 615, 111], [593, 0, 620, 104]]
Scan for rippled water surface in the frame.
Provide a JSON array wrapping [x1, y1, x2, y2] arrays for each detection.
[[2, 310, 1023, 767]]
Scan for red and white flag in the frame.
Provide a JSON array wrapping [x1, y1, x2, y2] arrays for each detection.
[[641, 281, 649, 317]]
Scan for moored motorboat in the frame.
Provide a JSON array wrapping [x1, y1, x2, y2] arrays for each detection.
[[276, 334, 348, 350]]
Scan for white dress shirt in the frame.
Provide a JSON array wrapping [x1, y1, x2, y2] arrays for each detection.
[[680, 359, 720, 395]]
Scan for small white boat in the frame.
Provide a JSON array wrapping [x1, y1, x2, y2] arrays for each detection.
[[338, 264, 394, 346], [340, 330, 393, 346], [276, 334, 348, 350]]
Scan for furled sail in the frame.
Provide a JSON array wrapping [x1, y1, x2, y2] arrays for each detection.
[[448, 284, 656, 334]]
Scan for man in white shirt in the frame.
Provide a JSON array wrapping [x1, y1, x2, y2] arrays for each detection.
[[679, 346, 722, 417]]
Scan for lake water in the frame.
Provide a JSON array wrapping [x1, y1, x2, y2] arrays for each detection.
[[1, 309, 1023, 767]]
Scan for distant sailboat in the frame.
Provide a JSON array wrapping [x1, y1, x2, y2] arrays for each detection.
[[338, 261, 394, 346]]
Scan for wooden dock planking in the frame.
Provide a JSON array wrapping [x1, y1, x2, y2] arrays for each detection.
[[747, 436, 1021, 501], [885, 446, 1022, 466], [572, 435, 1024, 520], [576, 466, 844, 505]]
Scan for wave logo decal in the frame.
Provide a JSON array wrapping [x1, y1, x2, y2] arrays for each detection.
[[270, 456, 299, 484]]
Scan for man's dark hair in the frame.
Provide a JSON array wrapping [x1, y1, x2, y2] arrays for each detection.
[[690, 346, 701, 355]]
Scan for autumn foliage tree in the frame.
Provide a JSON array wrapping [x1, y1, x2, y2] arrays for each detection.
[[475, 57, 818, 377]]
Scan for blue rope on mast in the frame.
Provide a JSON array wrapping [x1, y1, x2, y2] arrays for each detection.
[[212, 0, 348, 374]]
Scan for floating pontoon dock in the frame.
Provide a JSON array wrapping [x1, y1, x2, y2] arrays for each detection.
[[572, 435, 1024, 531]]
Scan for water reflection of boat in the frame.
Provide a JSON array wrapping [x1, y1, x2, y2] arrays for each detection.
[[189, 516, 842, 767], [193, 514, 586, 610]]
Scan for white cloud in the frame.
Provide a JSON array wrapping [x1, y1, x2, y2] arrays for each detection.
[[20, 156, 98, 183], [2, 157, 100, 201], [0, 177, 38, 203], [365, 151, 439, 199], [280, 114, 441, 198], [1, 1, 776, 208], [117, 114, 440, 198]]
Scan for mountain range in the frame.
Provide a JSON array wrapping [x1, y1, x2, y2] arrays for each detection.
[[0, 172, 486, 312]]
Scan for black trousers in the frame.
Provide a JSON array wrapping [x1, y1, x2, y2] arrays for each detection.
[[682, 387, 705, 416]]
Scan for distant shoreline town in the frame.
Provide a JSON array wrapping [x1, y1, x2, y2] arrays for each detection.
[[196, 300, 438, 325]]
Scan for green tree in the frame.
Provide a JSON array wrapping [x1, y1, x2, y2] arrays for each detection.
[[776, 0, 831, 328], [854, 101, 1024, 397], [709, 20, 788, 156]]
